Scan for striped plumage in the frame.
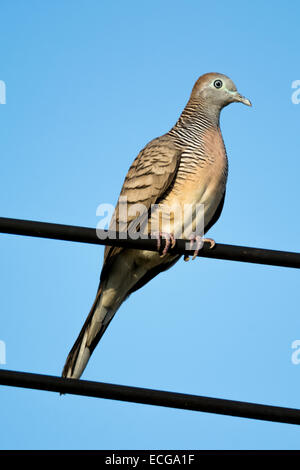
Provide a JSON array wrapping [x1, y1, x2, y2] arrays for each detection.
[[62, 72, 251, 379]]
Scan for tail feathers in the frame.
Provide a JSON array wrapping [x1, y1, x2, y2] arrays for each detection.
[[62, 287, 117, 379]]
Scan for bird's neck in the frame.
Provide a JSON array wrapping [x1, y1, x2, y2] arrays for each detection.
[[169, 98, 221, 144]]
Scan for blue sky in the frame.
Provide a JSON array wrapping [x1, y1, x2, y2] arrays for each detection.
[[1, 0, 300, 450]]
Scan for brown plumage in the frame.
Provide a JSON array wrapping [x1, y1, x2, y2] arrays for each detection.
[[62, 72, 251, 379]]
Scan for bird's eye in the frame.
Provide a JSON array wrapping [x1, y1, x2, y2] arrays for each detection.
[[213, 79, 223, 89]]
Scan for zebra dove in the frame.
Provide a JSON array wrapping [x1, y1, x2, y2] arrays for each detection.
[[62, 73, 251, 379]]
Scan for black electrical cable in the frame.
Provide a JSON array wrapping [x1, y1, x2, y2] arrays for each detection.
[[1, 216, 300, 425], [0, 217, 299, 268], [0, 369, 300, 425]]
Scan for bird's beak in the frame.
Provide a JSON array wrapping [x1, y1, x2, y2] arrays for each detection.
[[232, 91, 252, 107]]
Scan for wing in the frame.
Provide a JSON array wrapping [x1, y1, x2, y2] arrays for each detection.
[[101, 136, 182, 281]]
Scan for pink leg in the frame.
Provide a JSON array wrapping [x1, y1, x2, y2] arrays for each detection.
[[184, 236, 215, 262], [154, 232, 176, 257]]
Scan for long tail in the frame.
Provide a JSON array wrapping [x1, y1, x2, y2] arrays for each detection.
[[62, 248, 166, 379], [62, 285, 118, 379]]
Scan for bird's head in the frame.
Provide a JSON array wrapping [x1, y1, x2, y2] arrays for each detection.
[[190, 72, 252, 109]]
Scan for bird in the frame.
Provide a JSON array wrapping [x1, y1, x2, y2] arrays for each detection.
[[62, 72, 251, 379]]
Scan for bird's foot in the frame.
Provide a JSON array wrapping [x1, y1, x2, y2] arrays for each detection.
[[153, 232, 176, 257], [184, 236, 215, 262]]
